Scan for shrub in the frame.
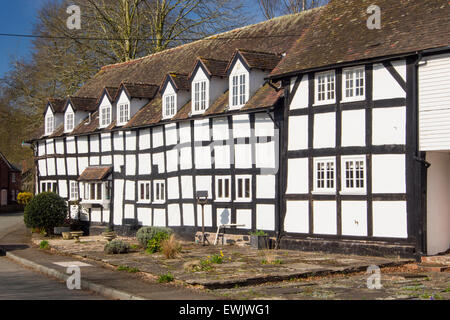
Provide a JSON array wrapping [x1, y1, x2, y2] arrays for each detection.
[[250, 230, 268, 236], [117, 265, 139, 273], [17, 192, 33, 206], [104, 240, 130, 254], [158, 273, 174, 283], [39, 240, 50, 250], [161, 234, 182, 259], [24, 192, 68, 235], [136, 226, 173, 247], [146, 231, 170, 254]]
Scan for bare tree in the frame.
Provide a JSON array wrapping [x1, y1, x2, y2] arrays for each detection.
[[257, 0, 328, 19]]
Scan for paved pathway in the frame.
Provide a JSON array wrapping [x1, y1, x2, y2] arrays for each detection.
[[0, 255, 104, 300]]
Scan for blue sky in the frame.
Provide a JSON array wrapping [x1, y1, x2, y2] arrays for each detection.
[[0, 0, 49, 78], [0, 0, 263, 79]]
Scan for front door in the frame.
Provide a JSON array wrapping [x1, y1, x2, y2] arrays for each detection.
[[0, 189, 7, 206]]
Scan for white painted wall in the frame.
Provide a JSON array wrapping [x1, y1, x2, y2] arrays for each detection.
[[373, 60, 406, 100], [342, 110, 366, 147], [372, 107, 406, 145], [372, 201, 407, 238], [284, 200, 309, 233], [314, 112, 335, 149], [426, 151, 450, 255], [313, 201, 337, 235], [419, 53, 450, 151], [289, 75, 308, 110], [372, 154, 406, 194]]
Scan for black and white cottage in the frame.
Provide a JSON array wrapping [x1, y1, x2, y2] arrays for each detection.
[[27, 0, 450, 258]]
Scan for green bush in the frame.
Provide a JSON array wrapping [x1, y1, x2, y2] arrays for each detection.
[[146, 231, 170, 254], [24, 192, 68, 235], [39, 240, 50, 250], [136, 227, 173, 247], [158, 272, 174, 283], [104, 240, 130, 254]]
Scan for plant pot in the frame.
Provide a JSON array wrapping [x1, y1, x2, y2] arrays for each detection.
[[54, 227, 71, 235], [62, 232, 73, 240], [102, 232, 117, 242], [250, 235, 269, 250]]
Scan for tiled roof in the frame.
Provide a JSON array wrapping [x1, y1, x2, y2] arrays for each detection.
[[78, 166, 112, 181], [270, 0, 450, 78], [196, 58, 228, 78], [234, 49, 282, 71], [166, 73, 190, 92], [47, 98, 66, 114], [119, 83, 159, 99], [67, 97, 98, 112]]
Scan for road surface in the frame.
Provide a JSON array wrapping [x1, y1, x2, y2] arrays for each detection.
[[0, 212, 104, 300]]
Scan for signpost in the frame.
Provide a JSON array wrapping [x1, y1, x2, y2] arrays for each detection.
[[196, 191, 209, 246]]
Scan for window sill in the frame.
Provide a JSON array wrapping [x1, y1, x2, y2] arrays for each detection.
[[215, 199, 232, 203], [153, 201, 166, 205], [340, 97, 365, 104], [234, 198, 252, 203], [311, 190, 336, 195], [137, 200, 151, 204], [312, 101, 336, 107], [339, 190, 366, 196]]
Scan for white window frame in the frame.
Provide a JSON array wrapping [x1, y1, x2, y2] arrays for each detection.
[[153, 180, 166, 204], [11, 173, 16, 183], [342, 67, 365, 102], [69, 181, 79, 200], [138, 181, 151, 203], [313, 157, 336, 194], [100, 104, 112, 128], [65, 111, 75, 132], [314, 70, 336, 105], [215, 176, 231, 202], [235, 175, 252, 202], [118, 103, 129, 125], [340, 156, 366, 194], [41, 180, 57, 193], [45, 113, 54, 135], [231, 73, 247, 109], [193, 80, 207, 113], [163, 94, 176, 119]]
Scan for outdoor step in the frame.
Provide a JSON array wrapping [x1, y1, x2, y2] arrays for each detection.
[[416, 263, 450, 272], [421, 255, 450, 266]]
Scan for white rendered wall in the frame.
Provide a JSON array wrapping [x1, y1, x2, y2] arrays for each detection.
[[426, 151, 450, 255], [373, 60, 406, 100], [289, 75, 308, 110], [284, 201, 309, 233]]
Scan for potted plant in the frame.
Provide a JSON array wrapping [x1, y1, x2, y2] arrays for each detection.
[[249, 230, 269, 250], [102, 226, 117, 242]]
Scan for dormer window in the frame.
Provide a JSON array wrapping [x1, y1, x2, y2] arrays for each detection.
[[118, 103, 129, 125], [163, 94, 176, 118], [231, 73, 246, 108], [193, 81, 207, 112], [65, 110, 74, 132], [100, 105, 112, 127], [45, 113, 54, 135]]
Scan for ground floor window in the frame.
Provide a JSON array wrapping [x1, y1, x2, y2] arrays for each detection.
[[41, 181, 57, 193], [215, 176, 231, 201], [83, 182, 108, 201], [341, 156, 366, 193], [139, 181, 151, 202], [70, 181, 79, 200], [314, 157, 335, 193], [236, 175, 251, 201], [153, 180, 165, 203]]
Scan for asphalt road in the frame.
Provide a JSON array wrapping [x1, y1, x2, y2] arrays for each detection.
[[0, 212, 104, 300]]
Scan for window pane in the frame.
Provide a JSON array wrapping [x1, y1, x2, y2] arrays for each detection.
[[238, 178, 243, 198], [97, 183, 102, 200], [140, 183, 145, 200], [146, 183, 150, 200], [245, 178, 250, 198], [218, 179, 223, 198], [90, 183, 95, 200]]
